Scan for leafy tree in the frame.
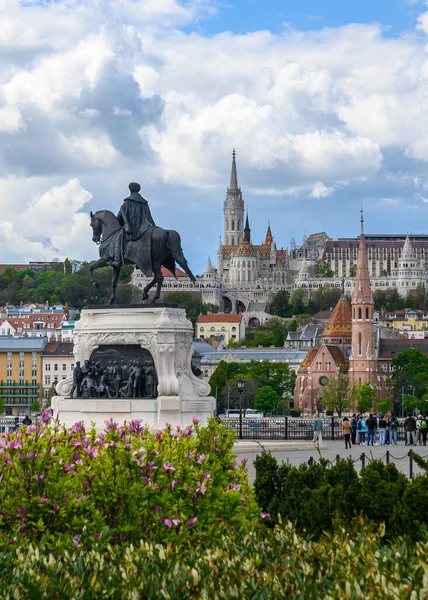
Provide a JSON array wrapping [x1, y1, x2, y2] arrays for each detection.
[[288, 319, 298, 332], [267, 291, 291, 318], [64, 258, 73, 276], [349, 264, 357, 277], [0, 397, 5, 415], [163, 292, 200, 317], [377, 396, 393, 415], [200, 303, 219, 315], [247, 360, 296, 398], [415, 283, 427, 311], [208, 361, 228, 399], [290, 289, 306, 315], [389, 348, 428, 404], [355, 383, 377, 414], [272, 328, 285, 348], [322, 373, 355, 416], [254, 386, 280, 416], [49, 294, 61, 305], [312, 287, 342, 311], [316, 260, 335, 278], [31, 400, 40, 413], [225, 375, 260, 412]]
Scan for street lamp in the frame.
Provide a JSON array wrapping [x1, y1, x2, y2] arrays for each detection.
[[237, 378, 245, 440]]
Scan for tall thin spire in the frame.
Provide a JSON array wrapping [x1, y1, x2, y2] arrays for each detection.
[[352, 208, 372, 304], [244, 211, 251, 242], [360, 205, 364, 235], [229, 149, 239, 190]]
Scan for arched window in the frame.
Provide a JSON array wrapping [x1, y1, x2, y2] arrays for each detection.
[[358, 332, 362, 356], [237, 220, 240, 231], [366, 307, 369, 319], [200, 327, 204, 332], [232, 220, 235, 231], [358, 307, 362, 319], [231, 237, 235, 245], [210, 327, 215, 332], [242, 260, 246, 268]]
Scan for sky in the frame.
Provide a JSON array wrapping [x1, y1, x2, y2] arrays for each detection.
[[2, 1, 428, 274]]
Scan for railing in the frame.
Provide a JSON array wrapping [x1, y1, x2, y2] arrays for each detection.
[[223, 417, 411, 442], [0, 418, 23, 435]]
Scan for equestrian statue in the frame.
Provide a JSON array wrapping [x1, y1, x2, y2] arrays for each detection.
[[89, 182, 196, 304]]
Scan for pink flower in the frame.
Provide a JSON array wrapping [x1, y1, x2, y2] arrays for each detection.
[[241, 458, 248, 466], [197, 483, 207, 495], [35, 474, 45, 482], [192, 416, 199, 424], [72, 535, 80, 546], [187, 517, 197, 526], [155, 432, 163, 442], [7, 538, 15, 544], [172, 519, 180, 526], [146, 461, 157, 470], [8, 440, 22, 451], [163, 462, 176, 472], [185, 451, 196, 460], [70, 422, 85, 433], [164, 519, 172, 528], [85, 447, 98, 459], [93, 532, 101, 538], [41, 410, 52, 424], [182, 426, 193, 437], [26, 451, 35, 460], [228, 461, 238, 470], [213, 436, 219, 443], [104, 418, 119, 432], [201, 472, 211, 480], [229, 483, 241, 491], [72, 441, 82, 448], [154, 506, 161, 513], [170, 480, 178, 490], [18, 507, 27, 519], [129, 420, 144, 433], [53, 504, 59, 515], [197, 454, 207, 465], [260, 512, 270, 520], [63, 464, 74, 472]]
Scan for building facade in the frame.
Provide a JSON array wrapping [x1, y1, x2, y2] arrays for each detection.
[[195, 314, 245, 344], [0, 338, 46, 415], [42, 342, 75, 398]]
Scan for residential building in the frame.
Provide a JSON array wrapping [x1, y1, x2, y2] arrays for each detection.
[[195, 314, 245, 344], [0, 338, 46, 415], [0, 313, 74, 341], [42, 342, 74, 398]]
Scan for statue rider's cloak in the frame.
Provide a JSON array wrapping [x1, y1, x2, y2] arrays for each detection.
[[117, 192, 156, 276]]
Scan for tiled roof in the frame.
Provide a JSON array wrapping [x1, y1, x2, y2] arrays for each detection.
[[233, 238, 257, 257], [312, 310, 334, 321], [321, 295, 352, 338], [298, 344, 348, 371], [299, 348, 318, 370], [0, 314, 65, 331], [378, 339, 428, 359], [196, 314, 242, 324], [43, 342, 74, 356], [161, 267, 186, 277]]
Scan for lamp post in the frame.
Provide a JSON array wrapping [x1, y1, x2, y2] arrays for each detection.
[[237, 378, 245, 440]]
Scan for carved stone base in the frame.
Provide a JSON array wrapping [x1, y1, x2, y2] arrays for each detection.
[[52, 306, 216, 430]]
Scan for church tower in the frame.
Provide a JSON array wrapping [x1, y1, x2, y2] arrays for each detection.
[[349, 210, 377, 386], [224, 149, 244, 245]]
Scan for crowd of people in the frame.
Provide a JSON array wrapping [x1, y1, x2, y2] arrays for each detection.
[[342, 413, 428, 448]]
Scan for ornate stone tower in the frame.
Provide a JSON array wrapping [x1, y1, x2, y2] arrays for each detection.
[[224, 149, 244, 245], [349, 210, 377, 386]]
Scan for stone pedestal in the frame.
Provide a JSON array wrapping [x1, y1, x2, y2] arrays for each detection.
[[52, 305, 216, 430]]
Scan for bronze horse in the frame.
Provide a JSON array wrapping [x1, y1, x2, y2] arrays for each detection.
[[89, 210, 195, 304]]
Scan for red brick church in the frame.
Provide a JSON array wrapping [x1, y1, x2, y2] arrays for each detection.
[[294, 212, 385, 413]]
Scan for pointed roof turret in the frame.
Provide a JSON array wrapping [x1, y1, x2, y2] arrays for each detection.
[[229, 148, 239, 191], [244, 211, 251, 242], [402, 233, 415, 259], [321, 294, 352, 339], [352, 208, 373, 304], [290, 233, 296, 250], [302, 230, 308, 245], [204, 256, 214, 274], [264, 222, 273, 246]]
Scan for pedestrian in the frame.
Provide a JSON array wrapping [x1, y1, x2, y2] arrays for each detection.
[[416, 414, 423, 446], [404, 413, 417, 446], [342, 417, 352, 449], [378, 413, 387, 446], [420, 415, 428, 446], [388, 413, 399, 445], [358, 415, 366, 445], [22, 415, 32, 426], [312, 413, 323, 444], [351, 413, 358, 445], [366, 413, 377, 446]]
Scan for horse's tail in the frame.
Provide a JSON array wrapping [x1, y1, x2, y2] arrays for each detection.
[[167, 231, 196, 284]]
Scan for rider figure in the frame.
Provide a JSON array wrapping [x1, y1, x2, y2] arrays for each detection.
[[109, 182, 156, 268]]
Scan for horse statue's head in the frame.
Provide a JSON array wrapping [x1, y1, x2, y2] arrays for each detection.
[[90, 210, 103, 244]]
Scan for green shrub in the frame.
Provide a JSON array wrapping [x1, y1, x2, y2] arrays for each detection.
[[0, 414, 258, 549], [0, 524, 426, 599]]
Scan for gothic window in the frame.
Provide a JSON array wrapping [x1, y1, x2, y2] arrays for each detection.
[[366, 308, 369, 319], [238, 220, 240, 231], [358, 333, 362, 356], [232, 220, 235, 231], [353, 308, 355, 320], [358, 307, 362, 319], [242, 260, 246, 268], [238, 272, 240, 282], [232, 237, 235, 245]]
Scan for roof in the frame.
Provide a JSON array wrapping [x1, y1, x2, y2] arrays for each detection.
[[378, 339, 428, 359], [298, 344, 348, 371], [43, 342, 74, 356], [0, 314, 65, 331], [161, 267, 186, 277], [321, 295, 352, 338], [312, 310, 334, 321], [0, 338, 47, 351], [233, 238, 257, 257], [202, 348, 307, 363], [0, 264, 28, 275], [196, 314, 242, 324], [192, 340, 220, 355]]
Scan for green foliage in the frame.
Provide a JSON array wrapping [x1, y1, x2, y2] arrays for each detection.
[[402, 393, 419, 413], [349, 264, 357, 277], [290, 289, 306, 315], [254, 385, 280, 415], [0, 524, 426, 599], [322, 373, 355, 416], [208, 360, 228, 398], [373, 288, 405, 312], [288, 319, 298, 332], [267, 290, 291, 318], [316, 260, 335, 278], [356, 382, 377, 414], [254, 452, 428, 540], [0, 416, 258, 550], [308, 287, 342, 314], [200, 302, 219, 315], [389, 348, 428, 403], [30, 401, 40, 413], [376, 396, 393, 415], [163, 292, 201, 324]]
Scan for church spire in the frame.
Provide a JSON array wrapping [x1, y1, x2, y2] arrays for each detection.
[[352, 208, 372, 304], [244, 211, 251, 242], [264, 222, 273, 246], [229, 148, 239, 190]]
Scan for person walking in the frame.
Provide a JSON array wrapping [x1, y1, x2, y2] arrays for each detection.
[[312, 413, 323, 444], [378, 413, 387, 446], [358, 415, 367, 445], [420, 415, 428, 446], [388, 414, 399, 446], [404, 413, 417, 446], [342, 417, 352, 449], [366, 414, 377, 446], [416, 415, 423, 446], [351, 413, 358, 445]]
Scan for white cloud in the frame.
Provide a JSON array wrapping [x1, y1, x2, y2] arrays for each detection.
[[0, 105, 24, 132], [310, 182, 335, 198]]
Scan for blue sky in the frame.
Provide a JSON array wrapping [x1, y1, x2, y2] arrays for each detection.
[[2, 0, 428, 273]]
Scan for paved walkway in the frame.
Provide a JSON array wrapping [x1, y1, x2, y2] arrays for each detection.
[[233, 440, 428, 482]]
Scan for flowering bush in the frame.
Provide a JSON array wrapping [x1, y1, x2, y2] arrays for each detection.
[[0, 414, 258, 549]]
